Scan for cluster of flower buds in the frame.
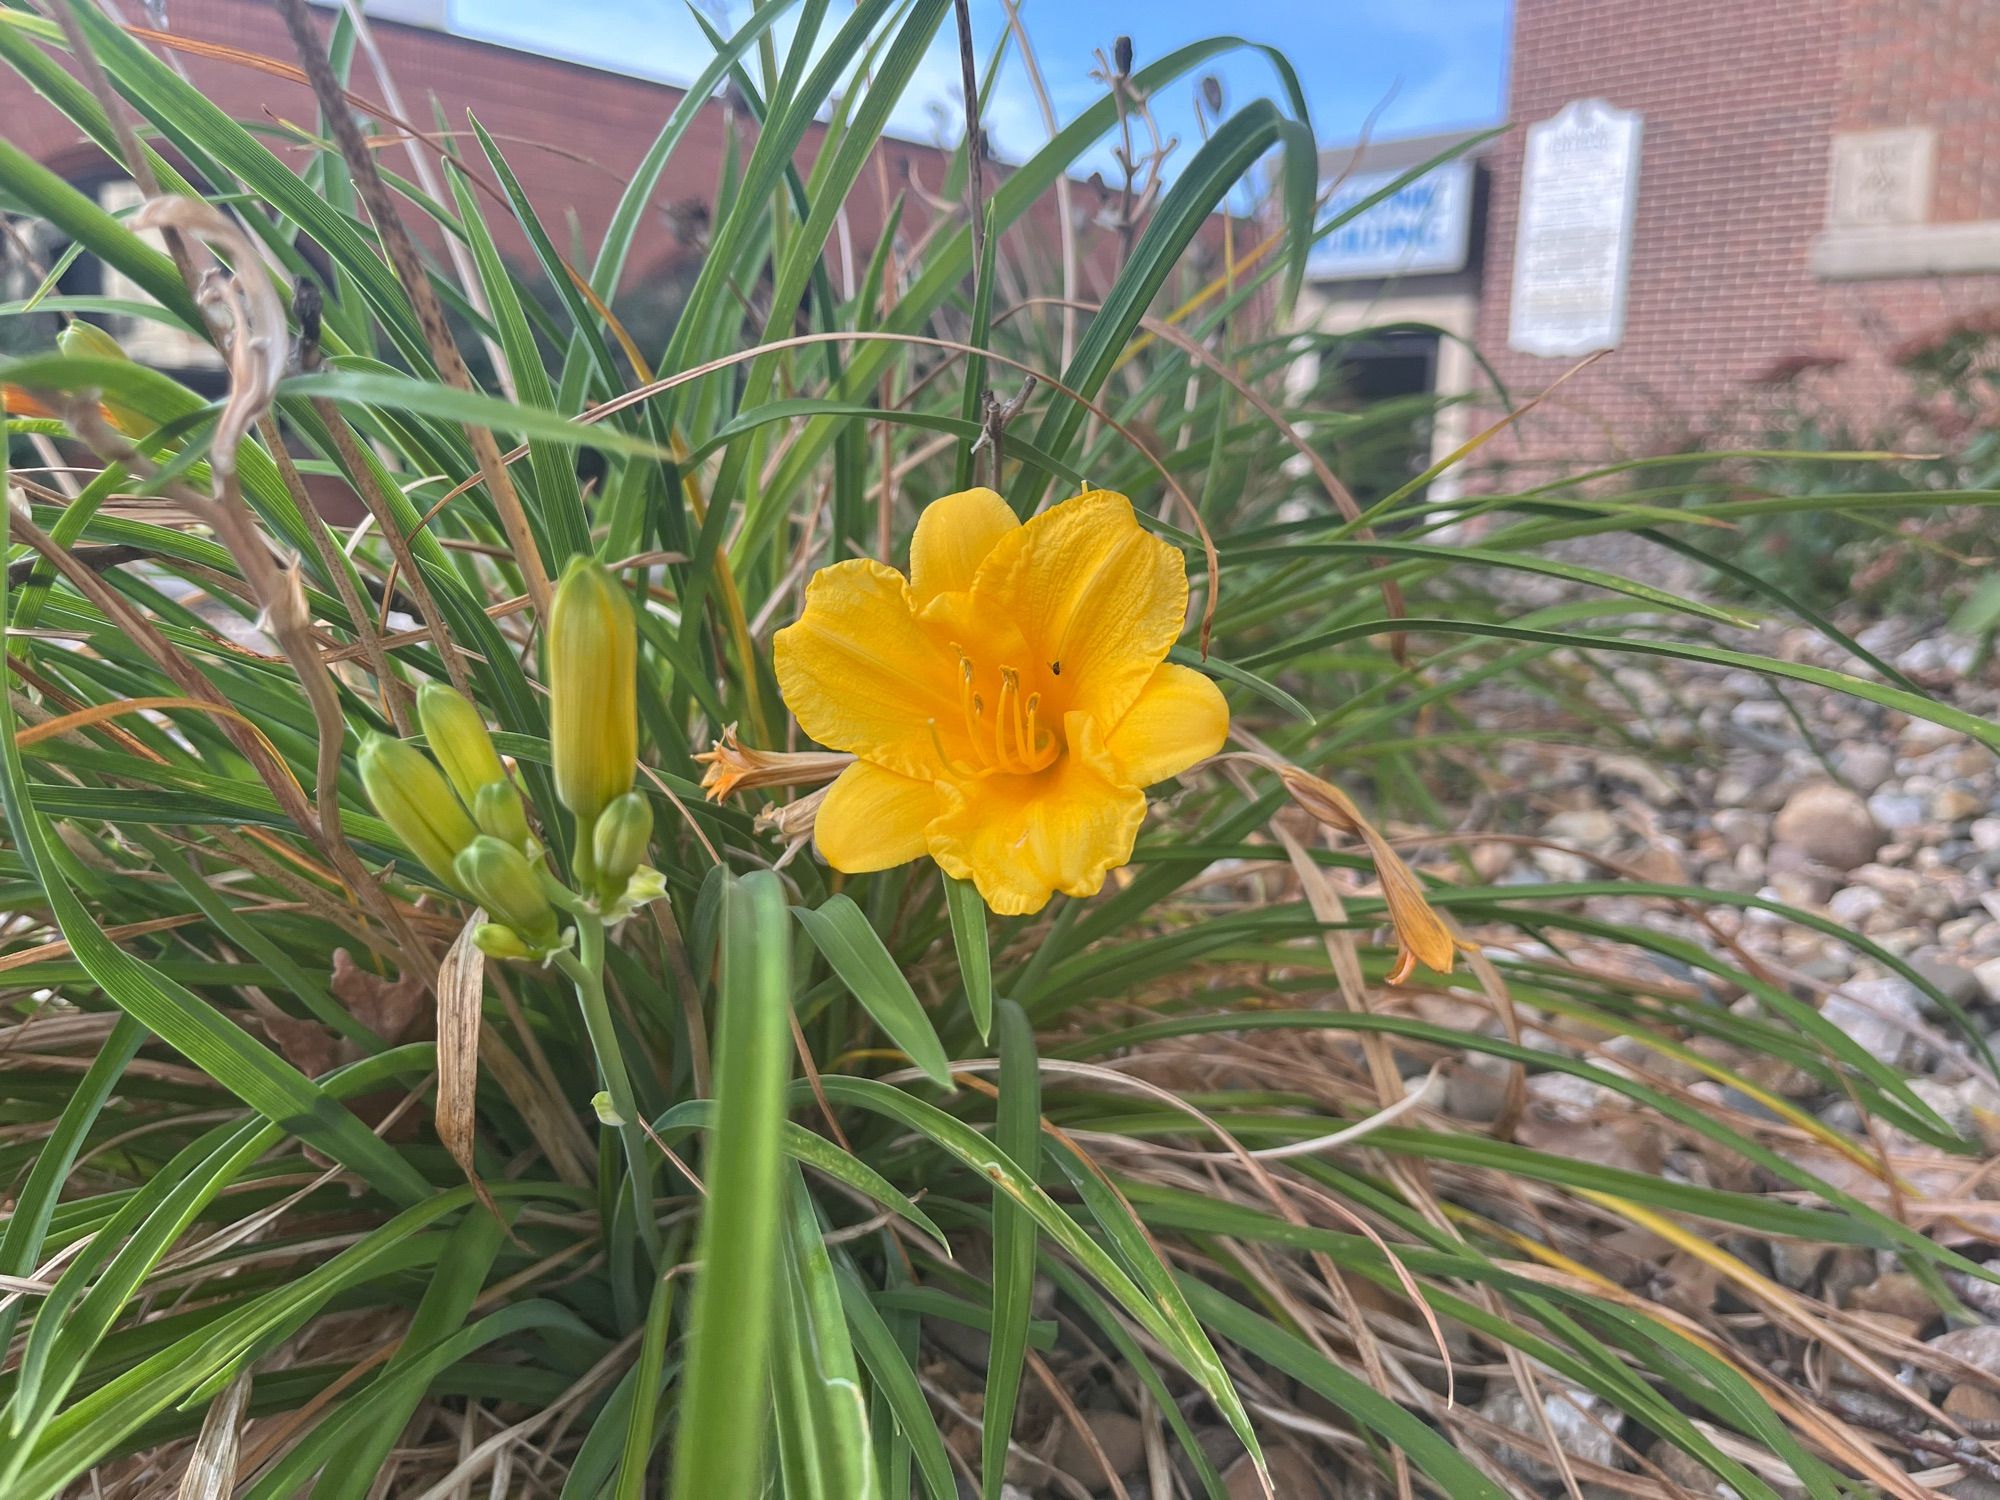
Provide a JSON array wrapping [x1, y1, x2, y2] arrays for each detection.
[[359, 682, 566, 959], [357, 558, 666, 960]]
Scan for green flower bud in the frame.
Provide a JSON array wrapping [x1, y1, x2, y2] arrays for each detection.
[[474, 780, 533, 849], [57, 319, 127, 362], [358, 732, 477, 892], [55, 320, 152, 439], [473, 922, 533, 961], [417, 682, 507, 812], [591, 791, 653, 891], [547, 556, 637, 825], [454, 835, 558, 946]]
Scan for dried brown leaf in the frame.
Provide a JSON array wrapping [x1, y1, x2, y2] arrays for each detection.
[[331, 948, 428, 1044], [174, 1367, 251, 1500], [436, 911, 505, 1229]]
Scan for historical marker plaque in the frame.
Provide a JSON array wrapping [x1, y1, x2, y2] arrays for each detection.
[[1508, 99, 1643, 358]]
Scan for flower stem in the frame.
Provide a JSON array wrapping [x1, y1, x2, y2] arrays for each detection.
[[556, 912, 660, 1263]]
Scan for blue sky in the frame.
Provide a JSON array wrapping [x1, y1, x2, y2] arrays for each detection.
[[451, 0, 1511, 177]]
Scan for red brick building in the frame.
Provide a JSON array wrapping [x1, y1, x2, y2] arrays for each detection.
[[1481, 0, 2000, 470], [6, 0, 1026, 270], [0, 0, 1138, 370], [1309, 0, 2000, 483]]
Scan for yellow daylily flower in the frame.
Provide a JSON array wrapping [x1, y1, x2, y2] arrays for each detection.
[[774, 487, 1228, 915]]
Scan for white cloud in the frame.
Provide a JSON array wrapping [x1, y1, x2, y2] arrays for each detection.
[[454, 0, 1129, 168]]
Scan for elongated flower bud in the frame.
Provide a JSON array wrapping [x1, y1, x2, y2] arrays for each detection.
[[474, 780, 532, 849], [454, 835, 558, 947], [418, 683, 507, 811], [57, 320, 127, 362], [50, 320, 150, 438], [358, 732, 478, 892], [473, 922, 533, 961], [592, 791, 653, 890], [547, 557, 638, 825]]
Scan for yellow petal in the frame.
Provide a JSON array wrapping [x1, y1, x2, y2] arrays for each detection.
[[814, 761, 941, 873], [927, 712, 1146, 916], [1105, 662, 1229, 786], [970, 490, 1187, 729], [909, 487, 1019, 607], [773, 559, 961, 779]]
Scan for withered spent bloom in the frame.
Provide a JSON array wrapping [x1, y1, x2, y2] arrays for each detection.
[[1279, 763, 1458, 984], [1114, 35, 1133, 76], [754, 785, 831, 870], [694, 723, 852, 802]]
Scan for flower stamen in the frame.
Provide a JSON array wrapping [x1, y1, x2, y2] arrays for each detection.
[[954, 656, 992, 771], [942, 653, 1062, 776], [927, 717, 980, 778]]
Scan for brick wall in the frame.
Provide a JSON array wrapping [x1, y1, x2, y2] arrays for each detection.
[[1843, 0, 2000, 223], [0, 0, 1144, 300], [7, 0, 770, 286], [1470, 0, 2000, 480]]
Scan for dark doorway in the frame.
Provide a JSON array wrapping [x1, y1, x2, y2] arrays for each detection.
[[1312, 330, 1442, 508]]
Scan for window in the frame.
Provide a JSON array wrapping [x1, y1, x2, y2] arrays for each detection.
[[92, 179, 222, 373]]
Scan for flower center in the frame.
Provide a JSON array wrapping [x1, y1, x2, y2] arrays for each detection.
[[927, 648, 1061, 777]]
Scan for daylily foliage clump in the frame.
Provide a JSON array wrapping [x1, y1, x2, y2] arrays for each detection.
[[2, 1, 1971, 1493]]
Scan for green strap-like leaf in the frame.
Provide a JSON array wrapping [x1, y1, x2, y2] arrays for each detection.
[[944, 875, 993, 1042], [795, 894, 953, 1087], [770, 1170, 876, 1500], [983, 1000, 1039, 1500], [835, 1264, 957, 1500], [672, 872, 795, 1500], [0, 494, 432, 1213]]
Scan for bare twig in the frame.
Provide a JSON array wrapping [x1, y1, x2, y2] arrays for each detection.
[[135, 197, 435, 978], [337, 0, 514, 399], [1109, 36, 1138, 267], [951, 0, 986, 280], [970, 375, 1036, 492], [996, 0, 1077, 369], [273, 0, 553, 616]]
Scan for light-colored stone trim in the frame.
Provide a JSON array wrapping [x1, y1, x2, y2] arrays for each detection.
[[1826, 127, 1935, 229], [1810, 221, 2000, 280]]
